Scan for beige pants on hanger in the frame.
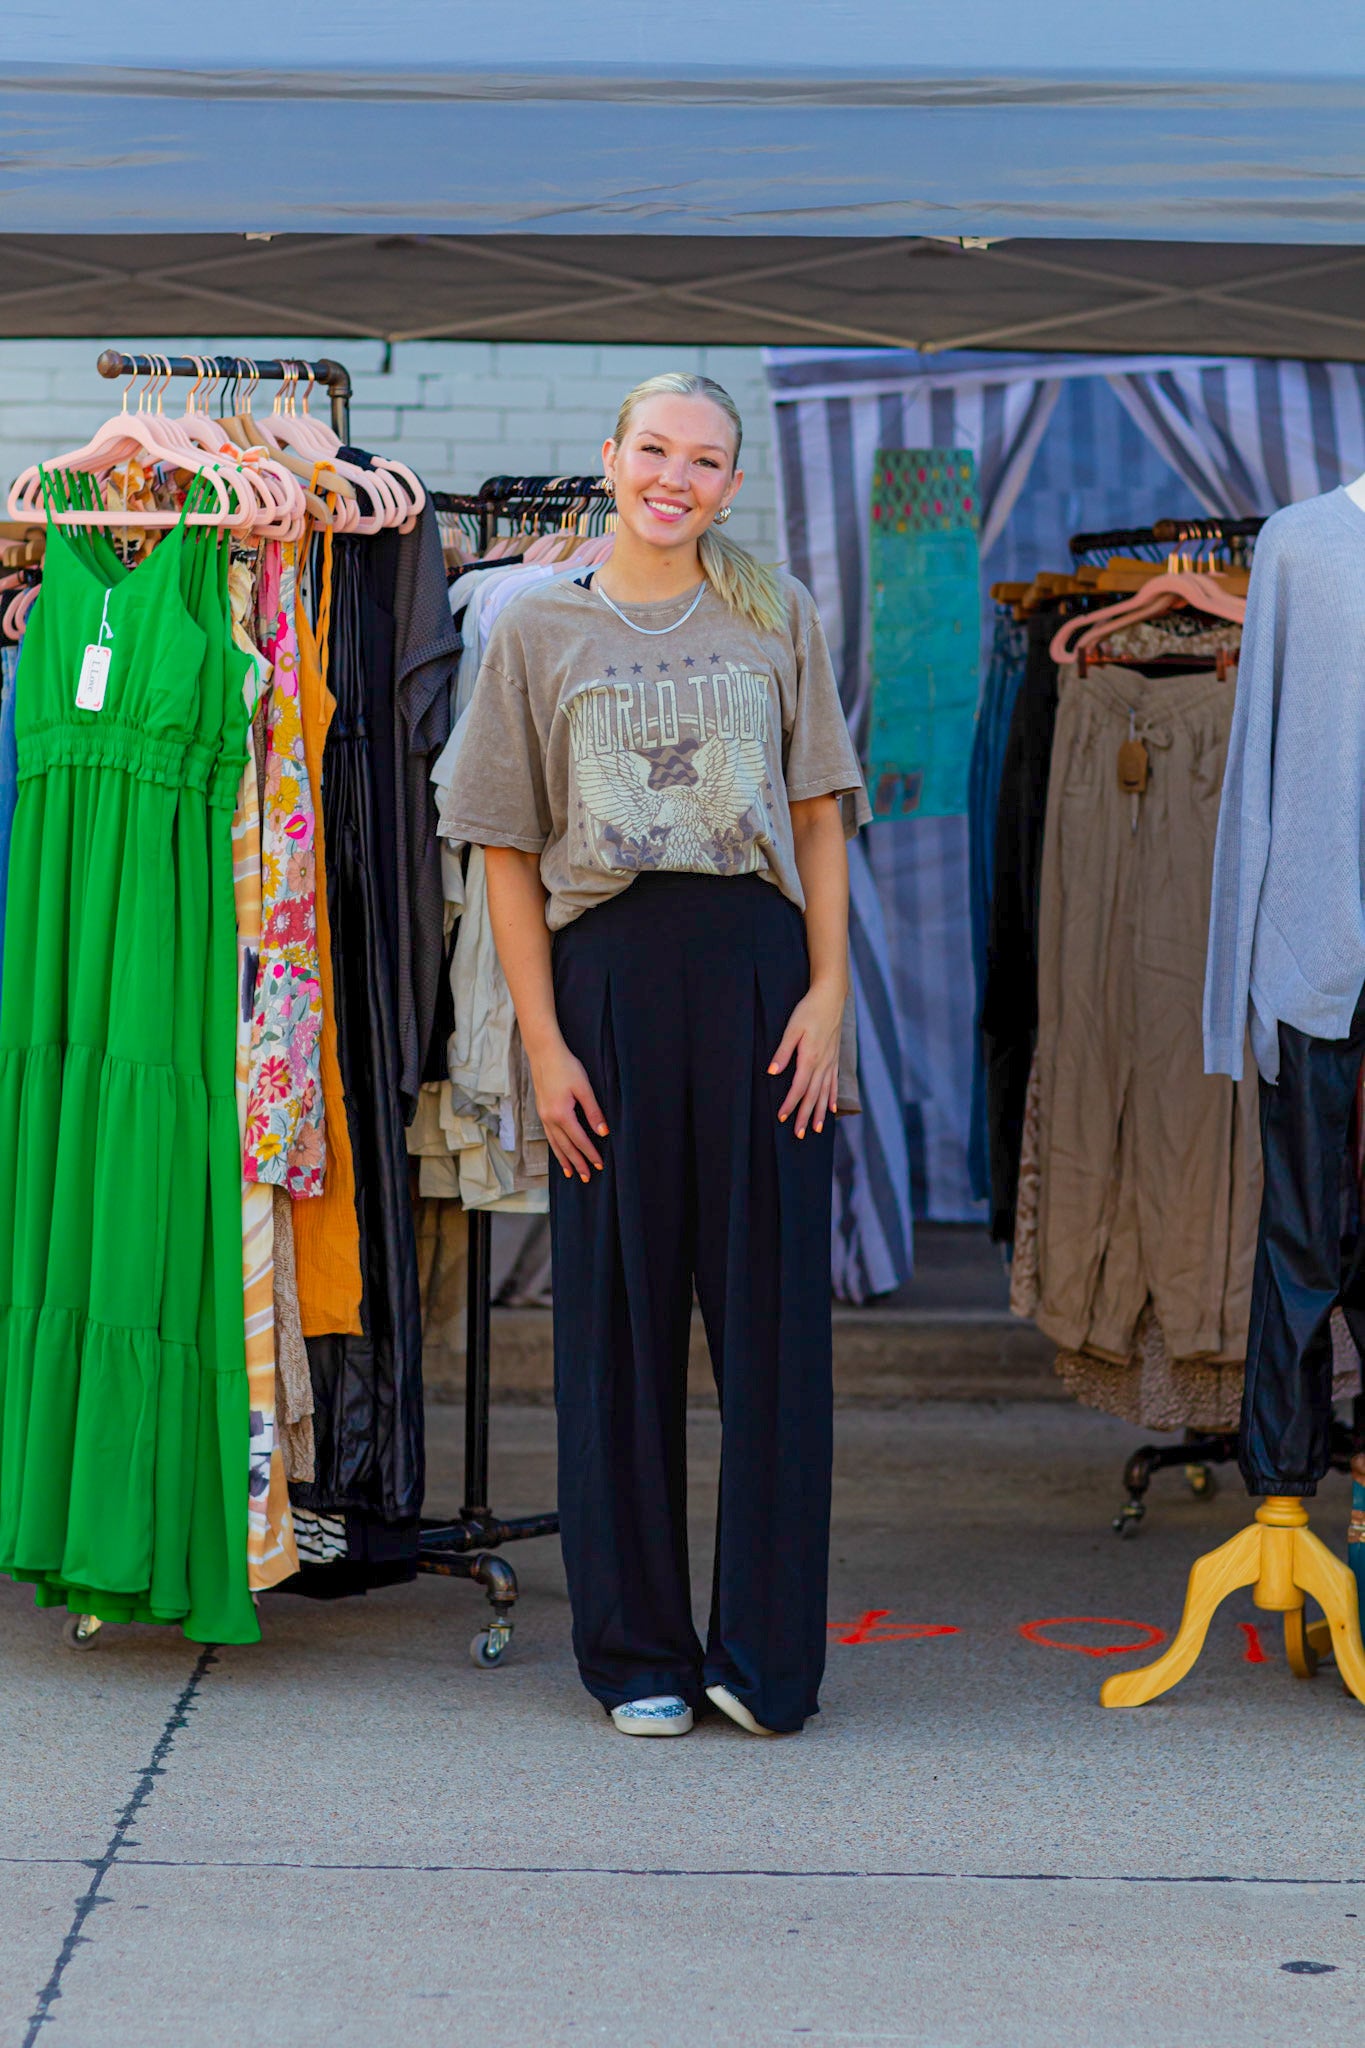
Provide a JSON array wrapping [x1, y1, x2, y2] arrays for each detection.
[[1034, 662, 1260, 1363]]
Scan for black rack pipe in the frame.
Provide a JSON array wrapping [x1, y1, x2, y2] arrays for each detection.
[[1070, 514, 1265, 559], [432, 477, 613, 557], [96, 350, 353, 441], [464, 1210, 493, 1520], [431, 476, 609, 507]]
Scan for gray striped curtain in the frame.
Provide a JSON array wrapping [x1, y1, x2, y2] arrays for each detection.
[[774, 375, 1061, 754], [1109, 360, 1365, 516], [770, 365, 1061, 1297]]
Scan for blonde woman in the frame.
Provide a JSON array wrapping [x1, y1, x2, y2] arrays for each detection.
[[444, 374, 869, 1736]]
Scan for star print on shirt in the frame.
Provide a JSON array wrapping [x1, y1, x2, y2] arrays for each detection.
[[605, 666, 617, 678], [631, 663, 644, 675], [656, 660, 670, 673], [709, 652, 721, 664], [682, 654, 696, 667]]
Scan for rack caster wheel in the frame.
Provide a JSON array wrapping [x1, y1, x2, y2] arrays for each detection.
[[470, 1621, 512, 1668], [1113, 1502, 1145, 1538], [1184, 1463, 1217, 1500], [62, 1615, 103, 1651]]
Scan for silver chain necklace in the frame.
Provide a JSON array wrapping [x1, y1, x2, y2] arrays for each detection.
[[595, 579, 706, 637]]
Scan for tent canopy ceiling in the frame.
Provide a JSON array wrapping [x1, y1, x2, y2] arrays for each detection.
[[2, 234, 1365, 361], [6, 4, 1365, 247]]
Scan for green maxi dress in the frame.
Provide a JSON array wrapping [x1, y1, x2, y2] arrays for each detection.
[[0, 477, 258, 1643]]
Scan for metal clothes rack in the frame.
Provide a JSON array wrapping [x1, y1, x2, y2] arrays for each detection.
[[1036, 507, 1361, 1535], [1069, 514, 1265, 565], [97, 350, 354, 438], [77, 357, 562, 1666], [1112, 1417, 1362, 1536], [432, 475, 613, 557], [416, 475, 610, 1659]]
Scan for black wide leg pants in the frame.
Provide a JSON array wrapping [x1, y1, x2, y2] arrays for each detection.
[[1242, 982, 1365, 1497], [549, 873, 835, 1733]]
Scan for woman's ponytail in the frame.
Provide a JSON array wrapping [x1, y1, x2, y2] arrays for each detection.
[[698, 524, 787, 634], [612, 371, 789, 635]]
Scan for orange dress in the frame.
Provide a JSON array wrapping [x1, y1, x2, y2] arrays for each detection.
[[291, 533, 364, 1337]]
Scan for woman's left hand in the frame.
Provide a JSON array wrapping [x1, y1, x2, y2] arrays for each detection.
[[768, 979, 845, 1138]]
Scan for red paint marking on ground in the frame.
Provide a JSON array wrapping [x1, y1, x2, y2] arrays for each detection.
[[1238, 1621, 1269, 1663], [827, 1610, 962, 1646], [1017, 1616, 1167, 1659]]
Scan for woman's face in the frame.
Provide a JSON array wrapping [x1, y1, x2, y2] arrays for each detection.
[[603, 394, 742, 556]]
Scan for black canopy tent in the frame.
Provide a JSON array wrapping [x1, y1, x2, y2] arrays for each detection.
[[6, 2, 1365, 359], [2, 233, 1365, 360]]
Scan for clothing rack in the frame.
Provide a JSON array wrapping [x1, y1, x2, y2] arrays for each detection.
[[988, 504, 1318, 1539], [432, 477, 612, 559], [97, 350, 354, 440], [1111, 1417, 1361, 1536], [418, 473, 617, 1659], [1069, 515, 1265, 564], [1047, 507, 1358, 1532], [74, 354, 554, 1666]]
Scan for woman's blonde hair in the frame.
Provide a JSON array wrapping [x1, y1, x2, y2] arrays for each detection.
[[611, 372, 787, 633]]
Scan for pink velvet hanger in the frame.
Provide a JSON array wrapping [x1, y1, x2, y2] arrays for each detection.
[[8, 358, 249, 531]]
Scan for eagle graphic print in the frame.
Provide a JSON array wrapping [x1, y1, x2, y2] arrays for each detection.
[[562, 657, 775, 876]]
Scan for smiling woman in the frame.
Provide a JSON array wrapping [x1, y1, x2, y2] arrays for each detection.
[[442, 371, 871, 1741], [598, 372, 788, 630]]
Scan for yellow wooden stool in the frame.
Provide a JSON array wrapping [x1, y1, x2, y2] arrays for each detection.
[[1101, 1496, 1365, 1708]]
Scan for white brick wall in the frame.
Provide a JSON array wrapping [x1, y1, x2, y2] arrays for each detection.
[[0, 338, 781, 557]]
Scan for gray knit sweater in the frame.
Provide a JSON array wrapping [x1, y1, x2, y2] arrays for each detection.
[[1204, 486, 1365, 1083]]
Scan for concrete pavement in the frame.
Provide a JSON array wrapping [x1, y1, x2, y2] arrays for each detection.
[[2, 1398, 1363, 2046]]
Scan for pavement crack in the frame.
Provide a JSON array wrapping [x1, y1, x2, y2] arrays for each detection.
[[110, 1857, 1365, 1887], [22, 1645, 218, 2046]]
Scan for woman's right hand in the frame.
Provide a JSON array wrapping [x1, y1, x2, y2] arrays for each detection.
[[530, 1035, 609, 1183]]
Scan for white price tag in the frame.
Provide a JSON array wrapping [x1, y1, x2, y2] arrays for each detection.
[[75, 644, 111, 712]]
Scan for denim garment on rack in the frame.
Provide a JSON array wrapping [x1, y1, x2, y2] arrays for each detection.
[[981, 609, 1061, 1242], [0, 645, 19, 994], [966, 609, 1027, 1202]]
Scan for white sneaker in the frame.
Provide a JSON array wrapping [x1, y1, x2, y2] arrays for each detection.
[[705, 1683, 780, 1736], [611, 1694, 694, 1737]]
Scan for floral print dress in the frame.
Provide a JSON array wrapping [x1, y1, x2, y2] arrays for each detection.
[[245, 542, 326, 1195], [228, 550, 298, 1592]]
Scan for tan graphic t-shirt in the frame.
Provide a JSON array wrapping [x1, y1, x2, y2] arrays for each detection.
[[442, 573, 871, 932]]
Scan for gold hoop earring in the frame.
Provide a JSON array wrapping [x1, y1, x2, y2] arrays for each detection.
[[602, 474, 616, 499], [714, 502, 732, 525]]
